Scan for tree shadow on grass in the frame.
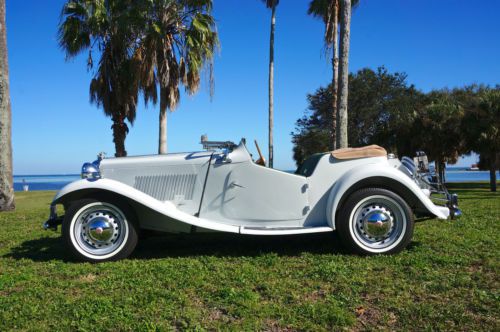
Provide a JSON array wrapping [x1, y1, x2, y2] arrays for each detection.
[[4, 231, 421, 262]]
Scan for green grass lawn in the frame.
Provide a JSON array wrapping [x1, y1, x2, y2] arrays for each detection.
[[0, 184, 499, 331]]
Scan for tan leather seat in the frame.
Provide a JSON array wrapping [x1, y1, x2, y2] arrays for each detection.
[[331, 145, 387, 160]]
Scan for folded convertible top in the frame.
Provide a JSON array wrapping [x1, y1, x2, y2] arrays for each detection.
[[331, 145, 387, 159]]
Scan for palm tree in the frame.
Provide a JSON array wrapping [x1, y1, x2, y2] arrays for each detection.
[[415, 91, 465, 183], [337, 0, 352, 148], [261, 0, 279, 167], [0, 0, 14, 211], [135, 0, 218, 154], [308, 0, 339, 151], [58, 0, 140, 157], [308, 0, 357, 150], [462, 87, 500, 192]]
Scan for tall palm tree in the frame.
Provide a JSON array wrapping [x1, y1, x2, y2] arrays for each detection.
[[262, 0, 279, 167], [0, 0, 14, 211], [308, 0, 339, 151], [135, 0, 218, 154], [308, 0, 357, 150], [58, 0, 140, 157], [337, 0, 352, 148]]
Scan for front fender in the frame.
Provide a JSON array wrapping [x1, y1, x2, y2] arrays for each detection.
[[326, 163, 450, 229], [52, 178, 240, 233]]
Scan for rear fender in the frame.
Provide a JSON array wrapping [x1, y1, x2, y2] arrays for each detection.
[[326, 163, 449, 229]]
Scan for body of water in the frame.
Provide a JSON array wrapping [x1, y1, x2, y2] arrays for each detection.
[[14, 174, 80, 191], [13, 167, 497, 192], [444, 169, 496, 182]]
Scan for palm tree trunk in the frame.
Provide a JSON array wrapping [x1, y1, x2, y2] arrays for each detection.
[[434, 158, 443, 182], [440, 161, 446, 183], [158, 107, 167, 154], [268, 4, 276, 168], [489, 168, 497, 192], [0, 0, 14, 211], [489, 153, 497, 192], [330, 1, 339, 151], [434, 160, 440, 183], [111, 115, 127, 157], [336, 0, 351, 149]]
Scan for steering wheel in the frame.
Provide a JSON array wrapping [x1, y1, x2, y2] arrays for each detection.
[[254, 140, 266, 166]]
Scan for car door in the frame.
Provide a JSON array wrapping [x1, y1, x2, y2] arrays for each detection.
[[200, 157, 310, 227]]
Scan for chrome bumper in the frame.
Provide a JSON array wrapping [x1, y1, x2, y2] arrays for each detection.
[[448, 193, 462, 219], [402, 151, 462, 220], [43, 205, 63, 231], [430, 191, 462, 220]]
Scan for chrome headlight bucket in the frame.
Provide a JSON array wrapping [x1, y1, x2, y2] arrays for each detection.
[[81, 152, 105, 180], [81, 162, 101, 179]]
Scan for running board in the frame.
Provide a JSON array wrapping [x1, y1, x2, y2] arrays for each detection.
[[239, 226, 333, 235]]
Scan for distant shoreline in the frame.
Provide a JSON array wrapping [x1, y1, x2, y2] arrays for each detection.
[[14, 174, 80, 177]]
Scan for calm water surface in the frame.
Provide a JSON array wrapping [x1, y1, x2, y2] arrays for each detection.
[[14, 174, 80, 191]]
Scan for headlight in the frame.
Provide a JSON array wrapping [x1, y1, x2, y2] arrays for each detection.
[[81, 162, 100, 179], [81, 152, 105, 179]]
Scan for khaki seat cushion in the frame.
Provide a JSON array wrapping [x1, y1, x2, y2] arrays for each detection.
[[331, 145, 387, 160]]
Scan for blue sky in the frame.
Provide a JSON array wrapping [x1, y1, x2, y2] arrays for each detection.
[[6, 0, 500, 174]]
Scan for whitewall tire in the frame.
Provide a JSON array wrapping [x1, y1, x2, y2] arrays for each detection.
[[62, 198, 138, 262], [337, 188, 414, 255]]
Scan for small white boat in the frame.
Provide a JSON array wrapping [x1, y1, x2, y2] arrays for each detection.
[[468, 164, 480, 171]]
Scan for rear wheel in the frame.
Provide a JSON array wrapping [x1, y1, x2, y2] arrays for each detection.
[[62, 198, 138, 262], [337, 188, 414, 255]]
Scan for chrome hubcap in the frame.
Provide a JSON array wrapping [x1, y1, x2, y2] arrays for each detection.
[[85, 213, 118, 245], [73, 203, 127, 256], [360, 207, 394, 240], [351, 196, 406, 251]]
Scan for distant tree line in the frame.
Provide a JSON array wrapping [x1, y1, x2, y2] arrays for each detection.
[[292, 67, 500, 191]]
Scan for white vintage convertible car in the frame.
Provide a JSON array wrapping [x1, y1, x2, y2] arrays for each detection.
[[44, 136, 461, 262]]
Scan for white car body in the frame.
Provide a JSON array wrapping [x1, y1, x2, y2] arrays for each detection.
[[47, 139, 454, 237]]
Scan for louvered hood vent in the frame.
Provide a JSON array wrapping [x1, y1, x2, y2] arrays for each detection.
[[134, 174, 197, 201]]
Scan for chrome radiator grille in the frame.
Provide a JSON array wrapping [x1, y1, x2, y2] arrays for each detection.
[[134, 174, 197, 201]]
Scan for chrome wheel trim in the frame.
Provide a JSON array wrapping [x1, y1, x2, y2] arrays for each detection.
[[69, 202, 129, 259], [349, 195, 407, 253]]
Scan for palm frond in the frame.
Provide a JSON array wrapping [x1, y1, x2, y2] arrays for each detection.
[[308, 0, 360, 47], [261, 0, 279, 9], [136, 0, 218, 108]]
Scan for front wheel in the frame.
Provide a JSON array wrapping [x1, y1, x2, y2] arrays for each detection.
[[62, 198, 138, 262], [336, 188, 414, 255]]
